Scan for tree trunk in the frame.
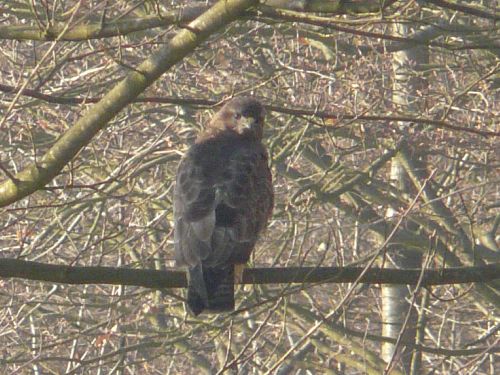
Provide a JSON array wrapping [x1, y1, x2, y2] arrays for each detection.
[[382, 20, 429, 373]]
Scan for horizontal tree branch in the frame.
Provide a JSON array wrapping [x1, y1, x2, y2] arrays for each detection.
[[0, 7, 205, 41], [0, 259, 498, 288], [258, 6, 500, 53], [263, 0, 397, 14], [258, 6, 447, 48], [0, 1, 398, 42], [1, 84, 497, 137]]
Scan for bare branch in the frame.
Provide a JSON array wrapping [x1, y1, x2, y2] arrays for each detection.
[[1, 84, 497, 137], [424, 0, 499, 21], [0, 0, 259, 207], [0, 7, 205, 41], [0, 259, 497, 288]]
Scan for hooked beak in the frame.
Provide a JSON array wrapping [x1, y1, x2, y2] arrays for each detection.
[[238, 116, 255, 131]]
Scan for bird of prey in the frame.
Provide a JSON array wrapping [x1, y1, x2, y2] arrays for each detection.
[[174, 97, 273, 315]]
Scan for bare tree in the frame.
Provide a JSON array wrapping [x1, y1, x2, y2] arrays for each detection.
[[0, 1, 498, 373]]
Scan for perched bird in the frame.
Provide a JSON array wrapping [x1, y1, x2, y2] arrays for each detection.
[[174, 97, 273, 315]]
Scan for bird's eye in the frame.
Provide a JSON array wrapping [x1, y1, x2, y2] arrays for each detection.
[[234, 113, 241, 120]]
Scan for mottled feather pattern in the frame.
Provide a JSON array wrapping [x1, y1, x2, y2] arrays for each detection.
[[173, 97, 273, 315]]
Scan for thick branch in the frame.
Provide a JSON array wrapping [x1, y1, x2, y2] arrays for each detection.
[[0, 1, 399, 42], [424, 0, 499, 21], [0, 7, 205, 41], [0, 0, 258, 207], [259, 6, 499, 53], [258, 6, 446, 47], [263, 0, 397, 14], [0, 259, 498, 288]]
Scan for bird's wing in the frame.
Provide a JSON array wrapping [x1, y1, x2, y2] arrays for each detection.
[[174, 143, 272, 267], [173, 152, 215, 267], [174, 141, 273, 315]]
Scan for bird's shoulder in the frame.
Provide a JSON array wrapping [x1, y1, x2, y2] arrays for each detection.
[[184, 135, 267, 171]]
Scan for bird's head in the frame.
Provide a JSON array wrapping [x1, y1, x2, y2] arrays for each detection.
[[207, 97, 266, 141]]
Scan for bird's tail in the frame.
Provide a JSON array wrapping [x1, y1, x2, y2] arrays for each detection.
[[187, 264, 234, 316]]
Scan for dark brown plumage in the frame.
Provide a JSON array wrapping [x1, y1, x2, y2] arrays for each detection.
[[174, 97, 273, 315]]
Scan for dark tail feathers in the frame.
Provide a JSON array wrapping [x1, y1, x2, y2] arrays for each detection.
[[187, 265, 234, 316]]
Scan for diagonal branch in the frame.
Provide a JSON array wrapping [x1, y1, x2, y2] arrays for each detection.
[[0, 0, 258, 208], [424, 0, 499, 21]]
